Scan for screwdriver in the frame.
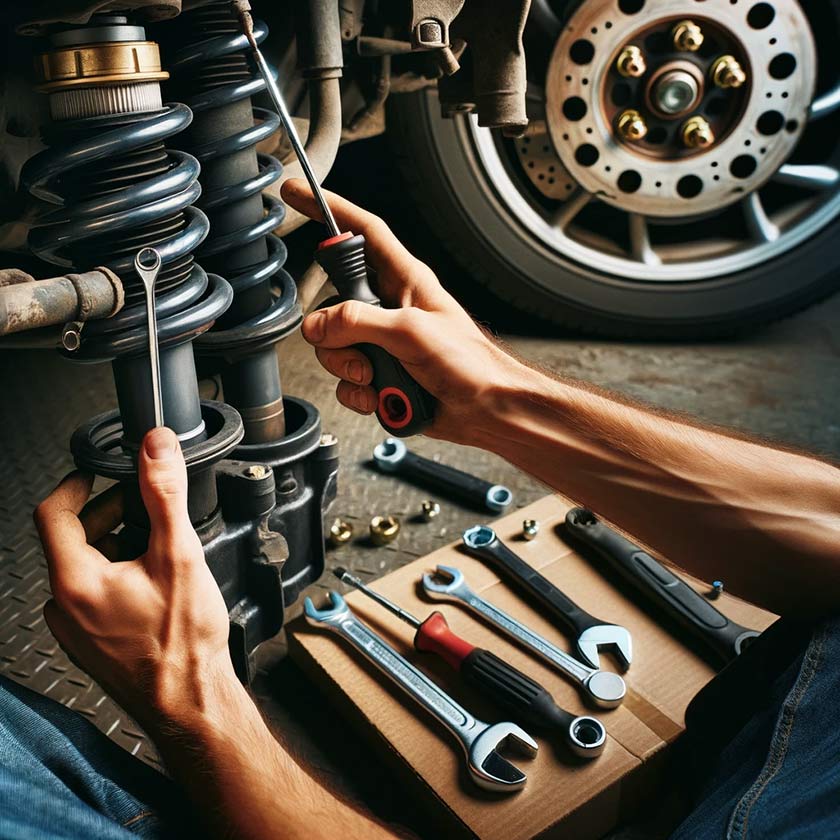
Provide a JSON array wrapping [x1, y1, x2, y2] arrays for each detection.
[[235, 2, 436, 437], [334, 568, 607, 757]]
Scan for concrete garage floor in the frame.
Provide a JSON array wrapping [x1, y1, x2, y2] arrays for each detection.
[[1, 134, 839, 834]]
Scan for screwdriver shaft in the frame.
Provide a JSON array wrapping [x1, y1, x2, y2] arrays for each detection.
[[334, 568, 421, 629], [238, 8, 341, 238]]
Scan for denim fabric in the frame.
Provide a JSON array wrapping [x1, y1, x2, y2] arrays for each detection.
[[671, 617, 840, 839], [0, 676, 191, 840]]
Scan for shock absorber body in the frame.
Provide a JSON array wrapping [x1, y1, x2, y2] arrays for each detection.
[[159, 2, 338, 607]]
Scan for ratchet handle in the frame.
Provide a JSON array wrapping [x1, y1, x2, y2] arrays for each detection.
[[468, 538, 605, 637], [564, 508, 758, 665], [461, 648, 576, 734], [316, 233, 436, 437]]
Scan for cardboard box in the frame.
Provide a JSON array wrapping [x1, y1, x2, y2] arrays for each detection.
[[289, 495, 776, 839]]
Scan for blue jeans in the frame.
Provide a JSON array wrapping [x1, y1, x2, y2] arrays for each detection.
[[0, 619, 837, 839]]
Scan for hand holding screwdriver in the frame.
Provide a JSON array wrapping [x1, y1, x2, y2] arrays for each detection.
[[334, 568, 606, 758], [236, 4, 436, 436]]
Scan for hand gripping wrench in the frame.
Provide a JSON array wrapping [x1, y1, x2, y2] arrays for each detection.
[[304, 591, 538, 792], [565, 508, 761, 665], [423, 565, 626, 710], [462, 526, 632, 671]]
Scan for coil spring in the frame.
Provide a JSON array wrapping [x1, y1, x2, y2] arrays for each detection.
[[165, 3, 300, 353], [20, 103, 232, 359]]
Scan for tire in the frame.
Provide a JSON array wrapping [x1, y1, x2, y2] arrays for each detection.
[[386, 88, 840, 338]]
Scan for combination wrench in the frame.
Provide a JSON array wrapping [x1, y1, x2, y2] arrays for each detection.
[[462, 525, 633, 671], [423, 565, 626, 710], [134, 247, 164, 427], [304, 591, 538, 793]]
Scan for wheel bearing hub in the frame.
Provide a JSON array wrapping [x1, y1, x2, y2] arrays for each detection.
[[544, 0, 816, 217]]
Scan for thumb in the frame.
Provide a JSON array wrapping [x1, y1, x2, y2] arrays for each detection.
[[138, 427, 191, 542]]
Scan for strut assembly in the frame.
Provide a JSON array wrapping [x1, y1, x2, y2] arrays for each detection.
[[19, 10, 338, 681]]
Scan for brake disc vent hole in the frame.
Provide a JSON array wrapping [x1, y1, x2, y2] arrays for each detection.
[[677, 175, 703, 199], [747, 3, 775, 29]]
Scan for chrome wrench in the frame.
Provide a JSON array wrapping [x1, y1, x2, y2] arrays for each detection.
[[462, 525, 633, 671], [134, 247, 164, 427], [304, 591, 538, 792], [423, 565, 626, 710]]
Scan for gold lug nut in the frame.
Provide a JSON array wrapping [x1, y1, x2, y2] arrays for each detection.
[[328, 518, 353, 546], [616, 45, 647, 78], [370, 515, 400, 546], [421, 500, 441, 521], [617, 109, 648, 142], [682, 116, 715, 149], [711, 55, 747, 89], [672, 20, 704, 52]]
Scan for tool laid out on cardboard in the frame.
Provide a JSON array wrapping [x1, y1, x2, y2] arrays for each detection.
[[462, 525, 632, 672], [374, 438, 513, 513], [304, 591, 538, 792], [336, 568, 607, 758], [135, 247, 164, 428], [565, 508, 761, 665], [237, 4, 435, 437], [423, 565, 626, 710]]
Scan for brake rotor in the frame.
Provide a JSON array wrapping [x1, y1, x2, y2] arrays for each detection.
[[542, 0, 816, 217], [514, 132, 576, 200]]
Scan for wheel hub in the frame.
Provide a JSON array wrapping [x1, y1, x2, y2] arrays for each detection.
[[543, 0, 816, 217]]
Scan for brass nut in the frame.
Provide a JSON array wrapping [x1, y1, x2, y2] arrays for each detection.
[[711, 55, 747, 89], [672, 20, 704, 52], [370, 515, 400, 546], [522, 519, 540, 541], [617, 109, 648, 142], [35, 41, 169, 91], [616, 45, 646, 78], [421, 500, 441, 521], [328, 518, 354, 546], [681, 115, 715, 148]]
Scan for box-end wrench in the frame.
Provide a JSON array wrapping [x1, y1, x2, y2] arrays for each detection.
[[565, 508, 761, 665], [462, 525, 632, 672], [423, 565, 626, 710], [304, 591, 538, 793], [134, 247, 164, 428]]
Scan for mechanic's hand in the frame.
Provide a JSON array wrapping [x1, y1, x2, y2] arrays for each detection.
[[281, 179, 522, 443], [34, 427, 235, 728]]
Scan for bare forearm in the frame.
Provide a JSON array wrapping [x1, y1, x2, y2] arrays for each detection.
[[471, 358, 840, 617], [152, 674, 394, 840]]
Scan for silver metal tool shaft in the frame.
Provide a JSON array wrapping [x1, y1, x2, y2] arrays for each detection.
[[134, 247, 164, 428], [334, 568, 421, 629], [237, 5, 341, 237]]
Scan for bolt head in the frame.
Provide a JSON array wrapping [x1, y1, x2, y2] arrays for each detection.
[[617, 109, 648, 141], [370, 515, 400, 546], [522, 519, 540, 540], [329, 518, 353, 546], [421, 500, 441, 521], [712, 55, 747, 89], [672, 20, 704, 52], [245, 464, 269, 479], [682, 116, 714, 148], [617, 46, 646, 79]]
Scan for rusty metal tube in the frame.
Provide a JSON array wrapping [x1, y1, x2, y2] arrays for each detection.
[[0, 266, 123, 336]]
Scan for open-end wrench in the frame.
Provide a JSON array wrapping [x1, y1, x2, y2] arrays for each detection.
[[134, 247, 164, 428], [565, 508, 761, 665], [462, 525, 632, 672], [423, 565, 626, 710], [304, 591, 538, 792]]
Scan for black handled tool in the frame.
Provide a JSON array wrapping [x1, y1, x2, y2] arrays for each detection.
[[334, 568, 606, 758], [564, 508, 761, 666], [462, 525, 632, 671], [373, 437, 513, 513], [237, 6, 435, 437]]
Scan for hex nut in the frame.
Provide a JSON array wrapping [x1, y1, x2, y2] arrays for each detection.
[[370, 515, 400, 546], [522, 519, 540, 541], [672, 20, 704, 52], [421, 500, 441, 521], [682, 115, 715, 148], [617, 109, 648, 142], [711, 55, 746, 89], [616, 45, 646, 78], [329, 518, 353, 546]]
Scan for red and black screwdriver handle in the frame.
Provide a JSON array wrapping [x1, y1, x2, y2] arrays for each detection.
[[413, 611, 582, 739], [315, 232, 437, 437]]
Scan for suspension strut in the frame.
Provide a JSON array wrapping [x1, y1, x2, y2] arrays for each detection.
[[21, 14, 243, 529], [161, 1, 301, 445]]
